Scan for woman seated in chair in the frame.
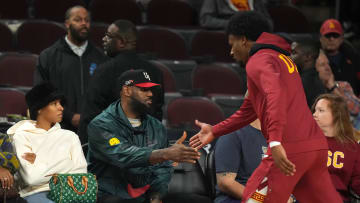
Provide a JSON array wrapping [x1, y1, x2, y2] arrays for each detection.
[[7, 82, 87, 203], [312, 94, 360, 203]]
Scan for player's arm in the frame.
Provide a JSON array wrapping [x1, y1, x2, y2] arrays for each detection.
[[212, 97, 257, 137], [216, 172, 245, 199]]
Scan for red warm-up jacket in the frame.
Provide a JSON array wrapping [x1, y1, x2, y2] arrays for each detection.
[[212, 32, 328, 155]]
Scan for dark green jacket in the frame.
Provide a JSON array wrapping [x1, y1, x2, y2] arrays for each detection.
[[87, 101, 172, 202]]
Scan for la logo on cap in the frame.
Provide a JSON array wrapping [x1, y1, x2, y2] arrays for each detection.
[[143, 72, 151, 81], [329, 22, 335, 29]]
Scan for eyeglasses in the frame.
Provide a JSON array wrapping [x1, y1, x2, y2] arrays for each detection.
[[105, 32, 120, 39], [324, 33, 341, 39]]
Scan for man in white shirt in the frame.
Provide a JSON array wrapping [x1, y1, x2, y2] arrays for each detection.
[[34, 5, 108, 134]]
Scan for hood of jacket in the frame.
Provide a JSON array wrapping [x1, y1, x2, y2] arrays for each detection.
[[249, 32, 291, 57], [7, 120, 61, 136]]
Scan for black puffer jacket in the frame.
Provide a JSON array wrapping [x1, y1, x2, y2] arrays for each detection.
[[34, 37, 108, 131]]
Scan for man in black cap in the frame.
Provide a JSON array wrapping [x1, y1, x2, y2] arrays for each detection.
[[87, 69, 200, 203]]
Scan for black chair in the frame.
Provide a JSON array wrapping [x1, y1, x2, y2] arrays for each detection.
[[16, 20, 66, 54], [33, 0, 86, 22], [137, 27, 189, 60], [0, 88, 27, 117], [0, 52, 38, 87], [0, 23, 14, 52], [163, 147, 213, 203], [147, 0, 197, 27], [89, 0, 142, 24], [205, 149, 217, 200], [0, 0, 28, 19], [268, 5, 311, 33]]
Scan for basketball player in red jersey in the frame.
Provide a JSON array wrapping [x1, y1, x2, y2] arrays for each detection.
[[190, 11, 342, 203]]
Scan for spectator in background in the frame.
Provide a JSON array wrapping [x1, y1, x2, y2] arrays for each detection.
[[319, 19, 360, 95], [312, 94, 360, 202], [0, 133, 27, 203], [7, 83, 87, 203], [199, 0, 272, 30], [34, 5, 108, 132], [87, 69, 200, 203], [316, 50, 360, 121], [78, 19, 163, 144], [214, 119, 267, 203], [291, 40, 326, 108]]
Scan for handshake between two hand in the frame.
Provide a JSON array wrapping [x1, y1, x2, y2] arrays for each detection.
[[169, 131, 201, 165]]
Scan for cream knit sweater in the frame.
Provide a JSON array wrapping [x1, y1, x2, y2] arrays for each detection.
[[7, 120, 87, 197]]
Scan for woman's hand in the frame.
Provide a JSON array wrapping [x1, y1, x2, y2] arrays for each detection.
[[0, 167, 14, 189]]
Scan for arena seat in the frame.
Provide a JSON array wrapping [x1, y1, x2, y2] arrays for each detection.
[[268, 5, 311, 33], [0, 23, 14, 52], [89, 0, 142, 24], [89, 23, 109, 50], [150, 60, 177, 93], [147, 0, 197, 27], [137, 27, 189, 60], [192, 63, 245, 97], [0, 52, 38, 87], [166, 97, 225, 129], [33, 0, 86, 22], [191, 31, 233, 62], [163, 146, 213, 203], [0, 88, 27, 117], [16, 20, 66, 54], [0, 0, 28, 19]]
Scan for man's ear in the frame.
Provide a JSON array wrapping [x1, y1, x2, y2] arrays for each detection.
[[241, 36, 250, 47], [117, 36, 127, 49], [122, 86, 132, 97]]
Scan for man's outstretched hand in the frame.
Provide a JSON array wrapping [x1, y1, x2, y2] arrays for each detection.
[[189, 120, 216, 150], [271, 145, 296, 176], [172, 131, 188, 166]]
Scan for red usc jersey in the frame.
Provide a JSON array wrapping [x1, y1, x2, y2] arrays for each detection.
[[212, 32, 328, 155], [327, 137, 360, 201]]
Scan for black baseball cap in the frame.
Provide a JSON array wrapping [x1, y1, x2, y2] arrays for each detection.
[[118, 69, 160, 88]]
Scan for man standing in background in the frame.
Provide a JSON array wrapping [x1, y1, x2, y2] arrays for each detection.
[[34, 5, 107, 132]]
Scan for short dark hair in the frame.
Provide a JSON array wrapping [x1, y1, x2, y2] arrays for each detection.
[[296, 39, 320, 60], [113, 19, 137, 42], [226, 11, 272, 41], [65, 5, 89, 21]]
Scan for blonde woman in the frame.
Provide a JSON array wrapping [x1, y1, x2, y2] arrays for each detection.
[[313, 94, 360, 203]]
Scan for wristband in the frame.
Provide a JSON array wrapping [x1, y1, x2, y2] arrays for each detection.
[[328, 82, 339, 92]]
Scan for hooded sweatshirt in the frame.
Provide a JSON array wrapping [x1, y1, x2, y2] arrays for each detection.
[[7, 120, 87, 197], [213, 32, 328, 155]]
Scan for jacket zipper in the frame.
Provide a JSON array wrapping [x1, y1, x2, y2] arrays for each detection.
[[80, 56, 84, 95]]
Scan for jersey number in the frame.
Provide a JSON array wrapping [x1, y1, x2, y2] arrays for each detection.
[[278, 54, 298, 74], [327, 151, 344, 169]]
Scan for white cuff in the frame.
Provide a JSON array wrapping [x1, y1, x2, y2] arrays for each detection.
[[269, 141, 281, 148]]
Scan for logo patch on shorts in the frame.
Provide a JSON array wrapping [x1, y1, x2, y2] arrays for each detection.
[[109, 137, 120, 146]]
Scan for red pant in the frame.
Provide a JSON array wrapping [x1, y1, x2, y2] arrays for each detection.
[[245, 150, 342, 203]]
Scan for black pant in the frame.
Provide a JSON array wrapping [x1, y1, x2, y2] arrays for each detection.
[[0, 196, 28, 203], [97, 195, 148, 203]]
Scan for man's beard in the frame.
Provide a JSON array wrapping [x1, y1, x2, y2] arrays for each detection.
[[69, 24, 88, 43], [129, 96, 151, 117]]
